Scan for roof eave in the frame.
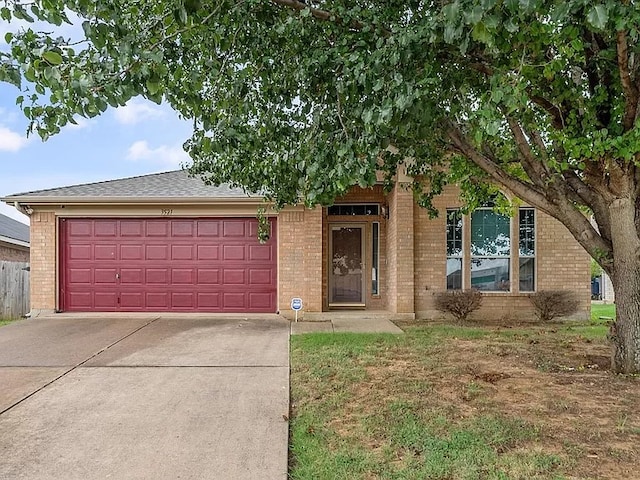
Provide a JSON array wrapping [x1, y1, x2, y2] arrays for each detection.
[[1, 196, 266, 206], [0, 235, 30, 249]]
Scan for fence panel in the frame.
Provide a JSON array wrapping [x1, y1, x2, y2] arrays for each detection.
[[0, 261, 30, 319]]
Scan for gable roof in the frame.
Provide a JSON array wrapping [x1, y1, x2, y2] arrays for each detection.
[[1, 170, 261, 204], [0, 213, 29, 247]]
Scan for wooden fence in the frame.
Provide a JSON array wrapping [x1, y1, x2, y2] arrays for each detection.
[[0, 261, 30, 319]]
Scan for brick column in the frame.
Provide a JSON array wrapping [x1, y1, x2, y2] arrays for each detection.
[[30, 211, 57, 315], [302, 207, 323, 312], [387, 183, 415, 314], [278, 206, 323, 317]]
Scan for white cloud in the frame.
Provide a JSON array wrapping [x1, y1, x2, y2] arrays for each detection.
[[0, 125, 29, 152], [126, 140, 189, 168], [114, 100, 165, 125]]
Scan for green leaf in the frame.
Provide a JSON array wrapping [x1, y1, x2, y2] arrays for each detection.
[[42, 51, 63, 65], [587, 5, 609, 30], [4, 32, 12, 44]]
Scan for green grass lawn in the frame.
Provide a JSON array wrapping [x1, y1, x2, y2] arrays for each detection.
[[590, 303, 615, 323], [289, 320, 638, 480]]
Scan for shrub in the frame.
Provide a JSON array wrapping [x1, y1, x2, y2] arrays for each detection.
[[434, 289, 483, 322], [530, 290, 580, 322]]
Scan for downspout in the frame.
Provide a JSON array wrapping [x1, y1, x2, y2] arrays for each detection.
[[14, 202, 33, 216]]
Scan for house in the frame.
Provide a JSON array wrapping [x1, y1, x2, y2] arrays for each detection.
[[0, 213, 30, 263], [1, 170, 590, 319]]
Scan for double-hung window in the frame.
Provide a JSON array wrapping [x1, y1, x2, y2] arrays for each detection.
[[519, 208, 535, 291], [446, 209, 463, 290]]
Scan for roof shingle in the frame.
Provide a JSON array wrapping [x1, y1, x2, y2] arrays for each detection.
[[3, 170, 259, 201], [0, 214, 29, 243]]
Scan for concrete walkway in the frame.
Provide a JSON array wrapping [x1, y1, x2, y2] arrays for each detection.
[[0, 315, 290, 480], [291, 315, 404, 335]]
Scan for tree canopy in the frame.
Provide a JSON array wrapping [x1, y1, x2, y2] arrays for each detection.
[[3, 0, 640, 371]]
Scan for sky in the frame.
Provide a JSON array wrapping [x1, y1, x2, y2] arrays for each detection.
[[0, 15, 194, 225]]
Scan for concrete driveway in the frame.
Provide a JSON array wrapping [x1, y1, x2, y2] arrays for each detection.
[[0, 314, 290, 480]]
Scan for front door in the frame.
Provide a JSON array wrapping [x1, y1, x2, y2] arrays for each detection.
[[329, 226, 364, 305]]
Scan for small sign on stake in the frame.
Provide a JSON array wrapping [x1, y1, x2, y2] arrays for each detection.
[[291, 297, 303, 322]]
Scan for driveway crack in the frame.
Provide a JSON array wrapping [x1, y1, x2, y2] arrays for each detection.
[[0, 316, 161, 416]]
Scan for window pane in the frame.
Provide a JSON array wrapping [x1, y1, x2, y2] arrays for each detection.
[[471, 258, 510, 291], [471, 210, 510, 256], [446, 258, 462, 290], [372, 222, 379, 295], [519, 257, 535, 292], [446, 209, 463, 256], [519, 209, 535, 256], [328, 204, 380, 216]]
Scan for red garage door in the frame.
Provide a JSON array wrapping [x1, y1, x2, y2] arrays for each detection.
[[60, 218, 277, 312]]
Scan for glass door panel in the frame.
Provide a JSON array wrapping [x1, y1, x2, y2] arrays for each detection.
[[330, 226, 363, 304]]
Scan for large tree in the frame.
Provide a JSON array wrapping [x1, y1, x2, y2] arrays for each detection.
[[1, 0, 640, 371]]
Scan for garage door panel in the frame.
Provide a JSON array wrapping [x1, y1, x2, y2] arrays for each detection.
[[249, 244, 273, 261], [94, 292, 118, 309], [62, 218, 277, 312], [223, 292, 245, 308], [121, 244, 144, 260], [197, 292, 220, 308], [146, 292, 169, 308], [171, 269, 195, 284], [68, 269, 91, 284], [223, 269, 246, 285], [172, 292, 195, 308], [146, 222, 169, 237], [68, 221, 92, 237], [69, 244, 92, 260], [223, 221, 246, 237], [172, 221, 194, 237], [249, 269, 273, 285], [120, 220, 143, 236], [94, 245, 117, 260], [223, 245, 245, 261], [94, 269, 117, 284], [197, 245, 219, 260], [171, 245, 194, 260], [146, 245, 168, 260], [94, 221, 117, 237], [120, 292, 144, 308], [197, 221, 219, 237], [197, 269, 220, 284], [146, 268, 169, 284], [249, 292, 274, 310], [120, 268, 143, 284]]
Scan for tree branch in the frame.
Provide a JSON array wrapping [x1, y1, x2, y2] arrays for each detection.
[[529, 94, 565, 130], [616, 29, 639, 131], [446, 120, 612, 262], [504, 115, 549, 188]]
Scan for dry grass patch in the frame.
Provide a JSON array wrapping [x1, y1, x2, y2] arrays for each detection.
[[289, 321, 639, 480]]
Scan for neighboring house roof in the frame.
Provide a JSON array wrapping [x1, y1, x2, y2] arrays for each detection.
[[0, 213, 30, 248], [1, 170, 261, 204]]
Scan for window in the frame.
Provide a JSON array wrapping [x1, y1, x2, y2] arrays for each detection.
[[328, 204, 380, 216], [372, 222, 380, 295], [471, 209, 511, 291], [446, 209, 463, 289], [519, 208, 535, 291]]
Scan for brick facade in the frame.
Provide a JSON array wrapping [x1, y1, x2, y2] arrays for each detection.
[[0, 243, 29, 263], [25, 185, 591, 320], [29, 211, 56, 315]]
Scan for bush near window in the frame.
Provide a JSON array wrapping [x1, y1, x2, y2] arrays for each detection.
[[530, 291, 580, 322], [434, 289, 483, 322]]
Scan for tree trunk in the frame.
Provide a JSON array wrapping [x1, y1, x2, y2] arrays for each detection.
[[608, 198, 640, 373]]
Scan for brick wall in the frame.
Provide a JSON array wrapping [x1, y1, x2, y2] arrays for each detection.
[[278, 207, 323, 317], [29, 211, 56, 313], [0, 244, 29, 263], [413, 186, 591, 320], [387, 183, 415, 314]]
